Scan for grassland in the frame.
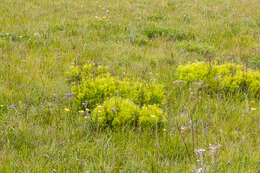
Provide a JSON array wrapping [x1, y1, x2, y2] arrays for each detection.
[[0, 0, 259, 172]]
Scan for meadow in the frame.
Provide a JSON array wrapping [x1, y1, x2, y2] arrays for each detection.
[[0, 0, 259, 172]]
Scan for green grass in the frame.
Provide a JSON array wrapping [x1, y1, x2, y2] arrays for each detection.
[[0, 0, 259, 172]]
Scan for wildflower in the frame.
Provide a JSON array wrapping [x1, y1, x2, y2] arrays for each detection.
[[227, 161, 231, 165], [180, 126, 187, 134], [251, 107, 256, 111], [78, 110, 85, 114], [64, 93, 75, 99], [82, 101, 89, 108], [197, 168, 203, 173], [209, 143, 221, 152], [85, 108, 90, 112], [215, 75, 225, 80], [208, 144, 222, 157], [110, 108, 117, 112], [172, 80, 187, 85], [64, 108, 70, 112], [163, 128, 166, 132], [193, 80, 204, 87], [194, 148, 206, 154], [195, 148, 205, 172], [123, 72, 126, 75], [0, 105, 3, 107]]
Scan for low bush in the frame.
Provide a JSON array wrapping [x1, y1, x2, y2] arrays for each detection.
[[67, 63, 167, 128], [176, 62, 260, 96], [130, 81, 166, 106], [92, 97, 139, 127], [138, 105, 167, 128], [68, 63, 166, 110], [72, 76, 166, 110], [72, 75, 124, 109], [92, 97, 167, 128]]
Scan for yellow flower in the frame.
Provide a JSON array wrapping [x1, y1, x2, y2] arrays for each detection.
[[0, 105, 3, 107], [64, 108, 70, 112], [251, 107, 256, 111], [150, 114, 156, 118], [78, 110, 85, 114]]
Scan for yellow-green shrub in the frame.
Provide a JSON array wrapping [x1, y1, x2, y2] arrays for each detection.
[[129, 81, 166, 106], [72, 76, 124, 109], [219, 71, 260, 94], [73, 77, 166, 110], [67, 63, 168, 128], [138, 105, 167, 128], [68, 64, 166, 110], [92, 97, 167, 128], [176, 62, 260, 96], [66, 63, 109, 84], [92, 97, 139, 127]]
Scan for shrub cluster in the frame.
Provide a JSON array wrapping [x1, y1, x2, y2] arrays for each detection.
[[67, 63, 167, 128], [176, 62, 260, 96], [92, 97, 166, 128]]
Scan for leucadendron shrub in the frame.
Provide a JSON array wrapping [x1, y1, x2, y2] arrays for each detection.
[[92, 97, 167, 128], [176, 62, 260, 96]]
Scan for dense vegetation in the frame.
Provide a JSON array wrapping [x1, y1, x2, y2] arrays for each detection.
[[0, 0, 259, 172]]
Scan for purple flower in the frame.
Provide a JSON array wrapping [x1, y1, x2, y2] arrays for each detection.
[[193, 80, 204, 87], [215, 75, 225, 81], [64, 93, 75, 99], [172, 80, 187, 85]]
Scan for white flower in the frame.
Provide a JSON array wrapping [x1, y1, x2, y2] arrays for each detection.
[[197, 168, 203, 173], [194, 148, 206, 154]]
